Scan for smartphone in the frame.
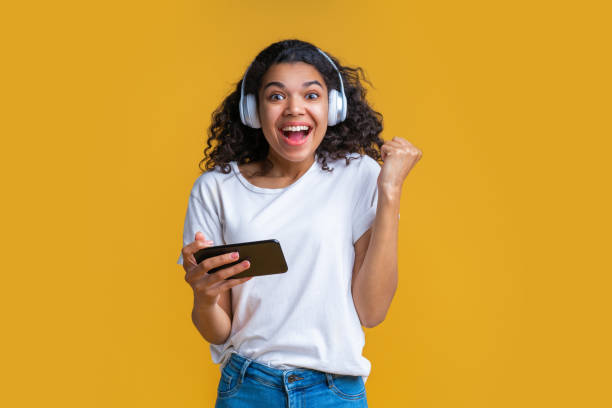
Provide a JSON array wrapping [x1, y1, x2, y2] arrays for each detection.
[[194, 239, 288, 279]]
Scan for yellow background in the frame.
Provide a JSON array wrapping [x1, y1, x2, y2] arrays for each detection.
[[2, 0, 611, 406]]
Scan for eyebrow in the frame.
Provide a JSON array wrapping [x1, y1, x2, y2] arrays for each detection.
[[263, 80, 323, 91]]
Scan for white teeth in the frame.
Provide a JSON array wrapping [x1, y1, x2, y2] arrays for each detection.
[[281, 125, 310, 131]]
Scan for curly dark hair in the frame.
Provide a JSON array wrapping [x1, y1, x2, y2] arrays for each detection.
[[198, 39, 384, 174]]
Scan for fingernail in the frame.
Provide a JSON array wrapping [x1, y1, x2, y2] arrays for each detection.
[[231, 252, 239, 259], [205, 240, 213, 245], [243, 260, 250, 267]]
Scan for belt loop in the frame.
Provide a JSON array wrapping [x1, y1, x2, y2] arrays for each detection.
[[325, 373, 334, 388], [238, 356, 253, 385]]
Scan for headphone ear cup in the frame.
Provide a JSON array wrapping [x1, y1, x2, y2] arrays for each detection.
[[328, 89, 340, 126], [244, 93, 261, 128], [340, 92, 347, 122], [328, 89, 347, 126], [239, 92, 247, 126]]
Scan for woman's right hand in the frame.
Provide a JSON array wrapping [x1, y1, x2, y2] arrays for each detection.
[[181, 231, 253, 307]]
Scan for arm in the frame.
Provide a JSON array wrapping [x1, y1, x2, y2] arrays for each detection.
[[191, 290, 232, 345], [182, 233, 251, 345], [351, 136, 422, 328], [351, 192, 400, 328]]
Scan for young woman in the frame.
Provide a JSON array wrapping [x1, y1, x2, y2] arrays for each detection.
[[177, 39, 422, 407]]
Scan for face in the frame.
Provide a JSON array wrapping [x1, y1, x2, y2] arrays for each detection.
[[257, 62, 328, 164]]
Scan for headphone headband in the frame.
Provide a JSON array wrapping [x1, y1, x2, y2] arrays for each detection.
[[314, 48, 346, 101]]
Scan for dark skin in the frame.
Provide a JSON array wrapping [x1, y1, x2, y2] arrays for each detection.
[[237, 62, 329, 187], [182, 62, 423, 341]]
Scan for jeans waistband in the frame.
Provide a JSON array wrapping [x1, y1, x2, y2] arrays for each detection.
[[224, 352, 334, 391]]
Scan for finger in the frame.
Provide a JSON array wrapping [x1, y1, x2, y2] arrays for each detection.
[[383, 140, 403, 149], [391, 136, 411, 145], [388, 137, 413, 149], [381, 144, 397, 160], [404, 145, 420, 157], [187, 250, 238, 284], [182, 235, 214, 267], [199, 250, 241, 271], [382, 142, 396, 150], [387, 141, 418, 156], [193, 252, 246, 285], [208, 260, 252, 286], [192, 273, 248, 298], [214, 276, 253, 292], [194, 260, 250, 291], [196, 276, 251, 298]]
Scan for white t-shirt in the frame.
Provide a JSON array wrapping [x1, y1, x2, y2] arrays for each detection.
[[177, 152, 382, 383]]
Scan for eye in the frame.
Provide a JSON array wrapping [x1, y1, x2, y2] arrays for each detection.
[[270, 93, 284, 101], [305, 92, 319, 100]]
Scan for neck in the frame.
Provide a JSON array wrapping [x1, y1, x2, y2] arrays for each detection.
[[264, 151, 316, 180]]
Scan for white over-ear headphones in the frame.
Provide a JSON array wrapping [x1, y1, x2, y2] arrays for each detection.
[[239, 48, 348, 129]]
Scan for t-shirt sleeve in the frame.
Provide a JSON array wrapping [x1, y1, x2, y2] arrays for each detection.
[[176, 178, 225, 266], [351, 156, 381, 245]]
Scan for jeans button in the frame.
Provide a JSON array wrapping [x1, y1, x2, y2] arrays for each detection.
[[287, 374, 303, 383]]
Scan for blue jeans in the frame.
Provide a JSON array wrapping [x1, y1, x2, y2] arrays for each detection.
[[215, 352, 368, 407]]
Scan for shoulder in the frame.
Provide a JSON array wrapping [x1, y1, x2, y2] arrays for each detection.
[[317, 154, 380, 191], [357, 153, 382, 172], [334, 153, 381, 175], [189, 164, 234, 199], [323, 152, 379, 166]]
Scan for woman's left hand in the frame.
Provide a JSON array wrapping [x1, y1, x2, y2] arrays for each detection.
[[378, 136, 423, 196]]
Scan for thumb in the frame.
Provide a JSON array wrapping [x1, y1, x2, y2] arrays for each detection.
[[195, 231, 207, 241]]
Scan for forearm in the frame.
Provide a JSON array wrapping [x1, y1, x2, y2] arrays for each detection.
[[191, 298, 232, 345], [353, 190, 401, 327]]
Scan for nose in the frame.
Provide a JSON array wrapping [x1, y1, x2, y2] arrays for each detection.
[[284, 95, 305, 116]]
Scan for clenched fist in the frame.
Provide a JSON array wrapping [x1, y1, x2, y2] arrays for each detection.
[[378, 136, 422, 195]]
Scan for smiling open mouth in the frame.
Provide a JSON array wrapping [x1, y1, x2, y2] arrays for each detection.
[[280, 126, 312, 142]]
